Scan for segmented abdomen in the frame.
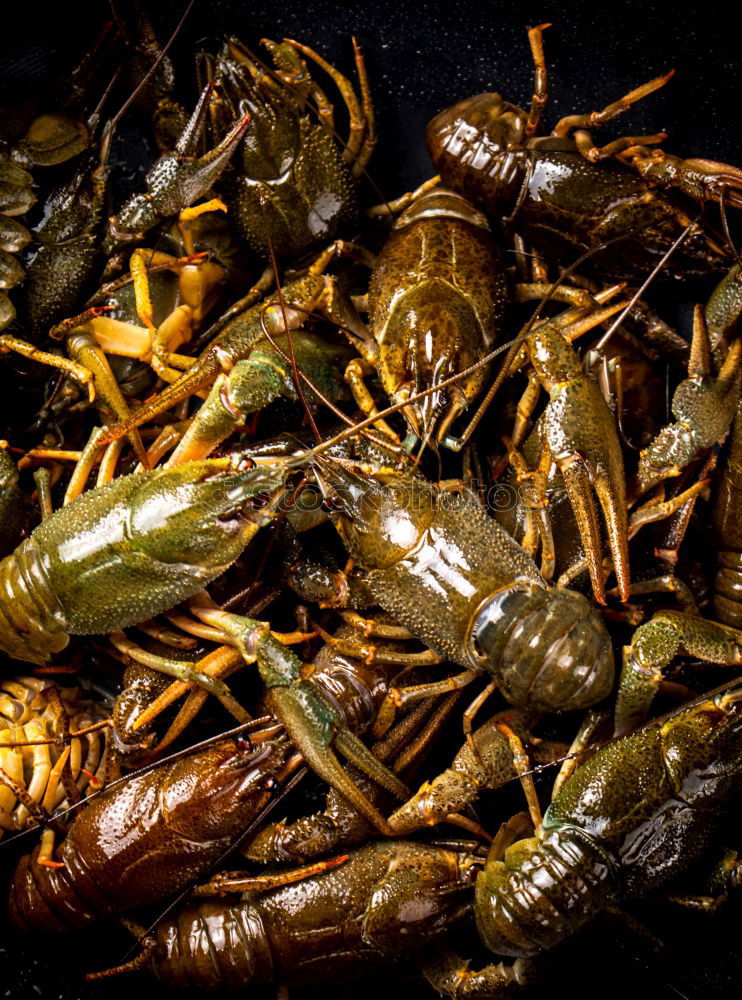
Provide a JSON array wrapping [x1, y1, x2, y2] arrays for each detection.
[[0, 154, 33, 332], [437, 129, 527, 209], [9, 843, 108, 932], [0, 537, 69, 666], [473, 584, 614, 711], [151, 901, 273, 989], [475, 827, 617, 958]]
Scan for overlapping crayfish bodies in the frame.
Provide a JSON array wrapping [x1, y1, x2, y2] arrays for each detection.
[[316, 461, 613, 712], [425, 93, 529, 209], [475, 826, 613, 958], [368, 187, 507, 448], [1, 112, 91, 333], [426, 29, 741, 281], [148, 841, 477, 989], [5, 21, 742, 996], [0, 460, 286, 666]]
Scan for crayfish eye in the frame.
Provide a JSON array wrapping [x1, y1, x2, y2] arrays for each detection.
[[248, 491, 271, 510], [722, 697, 742, 717], [321, 494, 344, 513]]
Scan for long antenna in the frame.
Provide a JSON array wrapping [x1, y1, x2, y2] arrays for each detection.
[[263, 218, 322, 444], [593, 222, 696, 352]]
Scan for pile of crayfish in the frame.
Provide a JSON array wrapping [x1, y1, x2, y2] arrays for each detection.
[[2, 9, 742, 997]]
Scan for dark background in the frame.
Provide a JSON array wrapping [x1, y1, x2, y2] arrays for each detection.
[[2, 0, 741, 211], [1, 1, 741, 998]]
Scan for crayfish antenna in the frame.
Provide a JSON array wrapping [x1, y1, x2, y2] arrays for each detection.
[[264, 229, 322, 445], [86, 919, 156, 981]]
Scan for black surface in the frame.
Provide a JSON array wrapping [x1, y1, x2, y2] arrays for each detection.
[[1, 1, 741, 998]]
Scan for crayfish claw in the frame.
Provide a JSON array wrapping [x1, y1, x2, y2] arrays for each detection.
[[174, 81, 214, 156], [558, 450, 630, 605], [105, 86, 250, 250], [529, 320, 630, 605], [147, 106, 251, 219], [625, 148, 742, 209], [560, 458, 608, 604]]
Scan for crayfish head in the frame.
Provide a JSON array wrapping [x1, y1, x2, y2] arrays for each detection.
[[162, 739, 291, 843], [312, 458, 435, 570], [378, 280, 487, 454], [129, 458, 291, 569]]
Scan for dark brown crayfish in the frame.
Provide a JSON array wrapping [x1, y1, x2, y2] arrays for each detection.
[[427, 26, 742, 281]]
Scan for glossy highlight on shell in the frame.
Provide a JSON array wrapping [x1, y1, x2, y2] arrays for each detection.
[[0, 10, 741, 999]]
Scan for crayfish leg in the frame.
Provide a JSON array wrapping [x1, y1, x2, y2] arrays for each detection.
[[66, 331, 148, 466], [552, 69, 674, 141], [190, 600, 409, 835], [0, 335, 94, 402], [281, 37, 375, 176], [193, 855, 348, 897], [615, 610, 742, 734], [422, 947, 533, 998], [525, 23, 550, 137]]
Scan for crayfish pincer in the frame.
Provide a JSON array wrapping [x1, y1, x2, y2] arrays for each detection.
[[104, 84, 250, 253], [313, 458, 613, 712], [0, 458, 286, 666]]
